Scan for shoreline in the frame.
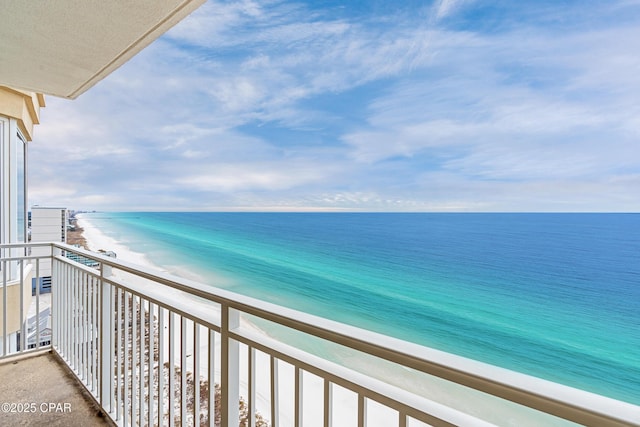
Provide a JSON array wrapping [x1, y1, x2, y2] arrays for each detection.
[[76, 214, 286, 424], [76, 214, 159, 270], [66, 218, 88, 249], [74, 214, 579, 427], [75, 215, 402, 425]]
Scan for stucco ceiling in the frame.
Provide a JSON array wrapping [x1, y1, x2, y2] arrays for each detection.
[[0, 0, 206, 99]]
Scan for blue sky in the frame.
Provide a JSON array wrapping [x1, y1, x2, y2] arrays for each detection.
[[30, 0, 640, 211]]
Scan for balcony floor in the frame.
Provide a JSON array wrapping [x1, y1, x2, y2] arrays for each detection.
[[0, 351, 113, 426]]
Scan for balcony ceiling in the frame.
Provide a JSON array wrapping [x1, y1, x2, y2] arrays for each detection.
[[0, 0, 206, 99]]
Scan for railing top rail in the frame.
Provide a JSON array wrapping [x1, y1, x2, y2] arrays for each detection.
[[9, 241, 640, 426], [0, 242, 54, 249]]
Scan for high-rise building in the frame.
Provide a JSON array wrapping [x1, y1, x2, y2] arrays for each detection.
[[30, 207, 69, 292]]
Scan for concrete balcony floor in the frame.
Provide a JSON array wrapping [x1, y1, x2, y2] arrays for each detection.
[[0, 351, 112, 426]]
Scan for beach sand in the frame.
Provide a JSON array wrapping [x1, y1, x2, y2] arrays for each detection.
[[77, 215, 294, 424], [66, 219, 88, 249], [76, 215, 406, 426]]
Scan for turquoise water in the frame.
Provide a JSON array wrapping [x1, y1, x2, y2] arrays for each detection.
[[84, 212, 640, 405]]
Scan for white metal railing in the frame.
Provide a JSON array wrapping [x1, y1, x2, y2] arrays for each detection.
[[1, 242, 639, 427], [1, 243, 52, 358]]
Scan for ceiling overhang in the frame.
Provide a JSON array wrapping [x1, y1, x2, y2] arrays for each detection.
[[0, 0, 206, 99]]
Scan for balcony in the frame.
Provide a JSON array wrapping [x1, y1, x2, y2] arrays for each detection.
[[1, 242, 639, 426]]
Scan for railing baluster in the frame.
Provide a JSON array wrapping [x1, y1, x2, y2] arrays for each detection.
[[148, 302, 155, 427], [132, 295, 139, 424], [80, 269, 84, 374], [2, 261, 7, 357], [324, 379, 332, 427], [249, 347, 256, 427], [158, 306, 166, 427], [58, 257, 62, 353], [95, 276, 100, 395], [67, 262, 71, 360], [69, 262, 73, 361], [208, 329, 215, 427], [79, 270, 84, 380], [88, 273, 93, 390], [114, 287, 121, 423], [194, 322, 200, 427], [169, 311, 175, 427], [76, 266, 81, 371], [295, 366, 302, 427], [221, 305, 240, 427], [76, 271, 84, 374], [84, 270, 89, 383], [271, 355, 279, 427], [399, 412, 407, 427], [50, 257, 55, 351], [87, 275, 91, 392], [80, 269, 84, 375], [88, 275, 93, 391], [19, 259, 24, 353], [99, 277, 103, 397], [69, 264, 73, 365], [71, 265, 75, 367], [93, 275, 97, 394], [58, 260, 62, 356], [181, 316, 188, 426], [64, 262, 69, 359], [73, 265, 79, 370], [123, 291, 130, 427], [358, 395, 366, 427], [139, 297, 145, 427]]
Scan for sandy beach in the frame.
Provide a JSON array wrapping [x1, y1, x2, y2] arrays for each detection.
[[77, 216, 158, 269], [76, 215, 408, 426], [76, 215, 299, 425]]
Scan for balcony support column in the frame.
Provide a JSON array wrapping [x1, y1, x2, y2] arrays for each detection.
[[99, 263, 113, 413], [221, 304, 240, 427]]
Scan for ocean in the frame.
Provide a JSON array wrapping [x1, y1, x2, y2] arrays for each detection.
[[82, 212, 640, 405]]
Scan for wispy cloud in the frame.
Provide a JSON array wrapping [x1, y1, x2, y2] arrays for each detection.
[[434, 0, 473, 21]]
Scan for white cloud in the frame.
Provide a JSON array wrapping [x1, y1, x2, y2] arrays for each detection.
[[27, 0, 640, 212], [158, 0, 437, 123], [434, 0, 473, 21], [177, 159, 335, 192], [342, 19, 640, 186]]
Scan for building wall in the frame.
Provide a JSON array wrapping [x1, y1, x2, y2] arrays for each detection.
[[31, 207, 68, 276], [0, 87, 45, 142], [1, 104, 28, 279], [0, 264, 33, 336], [0, 87, 43, 248], [31, 207, 68, 243], [0, 87, 43, 351]]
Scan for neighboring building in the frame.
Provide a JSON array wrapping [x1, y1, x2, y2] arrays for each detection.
[[30, 206, 69, 293], [31, 207, 68, 245]]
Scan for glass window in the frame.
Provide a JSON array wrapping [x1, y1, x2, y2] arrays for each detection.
[[0, 119, 4, 254], [0, 119, 4, 247], [16, 132, 26, 243]]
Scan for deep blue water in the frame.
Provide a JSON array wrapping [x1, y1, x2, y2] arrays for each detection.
[[84, 212, 640, 404]]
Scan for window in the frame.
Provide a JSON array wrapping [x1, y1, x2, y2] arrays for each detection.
[[0, 118, 30, 275], [0, 119, 4, 251], [16, 132, 26, 244], [0, 118, 4, 246]]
